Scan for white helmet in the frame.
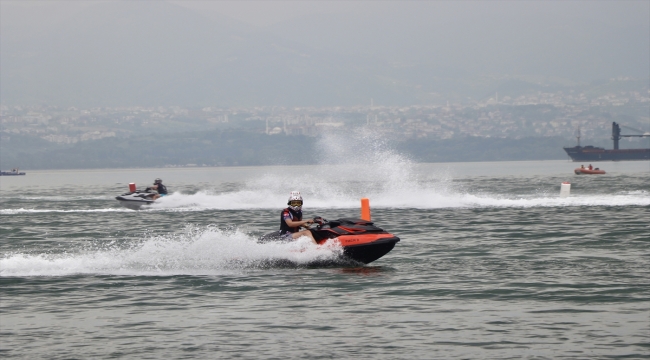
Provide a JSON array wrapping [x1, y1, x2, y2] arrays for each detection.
[[287, 191, 303, 211]]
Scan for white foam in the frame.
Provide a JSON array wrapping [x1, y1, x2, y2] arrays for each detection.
[[12, 196, 112, 201], [0, 227, 343, 277], [145, 127, 649, 210], [2, 130, 648, 213], [0, 208, 134, 214], [147, 189, 650, 210]]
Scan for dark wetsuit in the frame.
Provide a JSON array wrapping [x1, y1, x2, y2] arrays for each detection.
[[154, 183, 168, 195], [280, 207, 302, 235]]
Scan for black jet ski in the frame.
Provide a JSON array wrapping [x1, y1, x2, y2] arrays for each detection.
[[115, 189, 156, 210], [260, 218, 400, 264]]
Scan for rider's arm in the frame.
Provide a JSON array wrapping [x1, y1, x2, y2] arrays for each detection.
[[285, 218, 313, 228]]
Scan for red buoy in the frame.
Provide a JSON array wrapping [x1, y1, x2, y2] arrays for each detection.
[[129, 183, 136, 192]]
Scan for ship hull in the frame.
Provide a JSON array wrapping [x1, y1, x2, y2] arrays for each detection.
[[563, 146, 650, 162]]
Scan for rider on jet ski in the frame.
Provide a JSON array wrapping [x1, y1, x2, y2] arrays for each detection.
[[281, 191, 316, 244], [147, 178, 168, 200]]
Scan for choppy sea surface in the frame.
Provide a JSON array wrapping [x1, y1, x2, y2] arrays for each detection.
[[1, 144, 649, 358]]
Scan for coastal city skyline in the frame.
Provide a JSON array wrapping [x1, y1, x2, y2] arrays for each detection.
[[3, 80, 648, 146]]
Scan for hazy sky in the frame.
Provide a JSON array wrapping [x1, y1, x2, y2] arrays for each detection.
[[189, 0, 649, 26], [172, 0, 366, 26], [4, 0, 648, 29], [1, 0, 648, 107], [2, 1, 400, 27]]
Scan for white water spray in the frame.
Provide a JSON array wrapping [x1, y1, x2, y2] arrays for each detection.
[[0, 226, 344, 277]]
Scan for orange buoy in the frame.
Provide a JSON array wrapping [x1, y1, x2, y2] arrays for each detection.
[[361, 198, 371, 221]]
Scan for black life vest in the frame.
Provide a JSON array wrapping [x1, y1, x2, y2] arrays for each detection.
[[156, 183, 168, 195], [280, 207, 302, 234]]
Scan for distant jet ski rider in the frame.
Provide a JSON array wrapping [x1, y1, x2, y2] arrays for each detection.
[[147, 178, 167, 200], [280, 191, 316, 244]]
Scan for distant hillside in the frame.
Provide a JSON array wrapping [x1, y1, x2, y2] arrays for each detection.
[[398, 137, 570, 163], [1, 130, 574, 170]]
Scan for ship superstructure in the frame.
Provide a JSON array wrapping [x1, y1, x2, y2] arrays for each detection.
[[563, 122, 650, 161]]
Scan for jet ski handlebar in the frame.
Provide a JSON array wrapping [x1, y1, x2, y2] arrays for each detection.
[[311, 216, 332, 230]]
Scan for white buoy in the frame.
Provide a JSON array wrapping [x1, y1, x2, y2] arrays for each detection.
[[560, 182, 571, 197]]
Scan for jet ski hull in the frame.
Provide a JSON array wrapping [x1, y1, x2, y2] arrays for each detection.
[[339, 235, 400, 264], [115, 191, 156, 210]]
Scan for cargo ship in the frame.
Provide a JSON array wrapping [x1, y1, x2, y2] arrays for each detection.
[[563, 122, 650, 161]]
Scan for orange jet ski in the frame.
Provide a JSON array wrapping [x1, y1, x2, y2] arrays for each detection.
[[260, 218, 400, 264]]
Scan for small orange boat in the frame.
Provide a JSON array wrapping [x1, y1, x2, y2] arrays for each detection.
[[574, 167, 606, 175]]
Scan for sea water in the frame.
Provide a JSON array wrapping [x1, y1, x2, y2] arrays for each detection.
[[1, 134, 649, 359]]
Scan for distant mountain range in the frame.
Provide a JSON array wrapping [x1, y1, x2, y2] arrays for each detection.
[[1, 1, 648, 107]]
